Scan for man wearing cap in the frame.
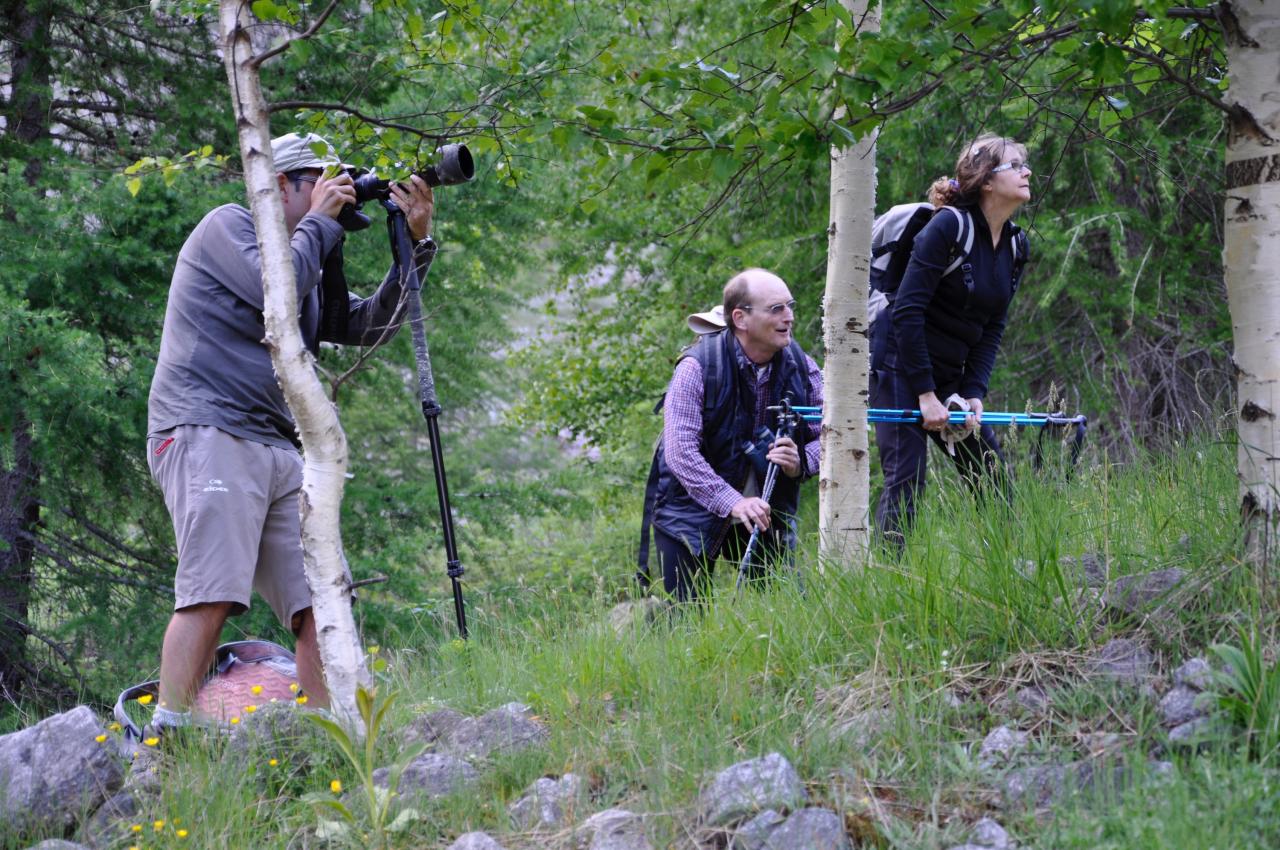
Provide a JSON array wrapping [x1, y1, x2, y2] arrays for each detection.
[[145, 132, 436, 731], [647, 268, 823, 601]]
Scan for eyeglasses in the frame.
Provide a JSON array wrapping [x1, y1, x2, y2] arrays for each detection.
[[991, 160, 1032, 174], [741, 300, 797, 316]]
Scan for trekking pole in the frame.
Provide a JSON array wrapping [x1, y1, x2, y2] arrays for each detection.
[[384, 200, 468, 639], [792, 406, 1087, 429], [735, 400, 799, 596]]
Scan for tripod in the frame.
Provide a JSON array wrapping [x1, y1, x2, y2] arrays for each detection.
[[383, 198, 468, 639]]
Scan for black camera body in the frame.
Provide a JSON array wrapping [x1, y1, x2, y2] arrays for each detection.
[[337, 143, 474, 232]]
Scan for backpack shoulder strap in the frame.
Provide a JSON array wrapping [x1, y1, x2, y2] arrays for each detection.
[[1010, 228, 1030, 295], [636, 439, 662, 587], [939, 206, 974, 278]]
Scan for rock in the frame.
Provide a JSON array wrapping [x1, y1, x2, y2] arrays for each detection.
[[759, 808, 852, 850], [448, 832, 507, 850], [224, 700, 317, 767], [832, 708, 895, 750], [509, 773, 587, 830], [0, 706, 124, 833], [23, 842, 92, 850], [79, 788, 144, 848], [402, 708, 467, 748], [609, 598, 668, 634], [978, 726, 1029, 769], [575, 808, 652, 850], [1104, 569, 1186, 615], [1001, 760, 1128, 809], [1168, 716, 1223, 749], [1087, 638, 1154, 686], [732, 809, 786, 850], [375, 752, 479, 803], [970, 817, 1011, 848], [1059, 553, 1108, 587], [1158, 685, 1205, 727], [436, 703, 549, 761], [1173, 657, 1213, 691], [1014, 686, 1050, 715], [699, 752, 808, 827]]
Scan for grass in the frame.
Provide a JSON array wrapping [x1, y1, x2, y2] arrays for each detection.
[[5, 435, 1279, 849]]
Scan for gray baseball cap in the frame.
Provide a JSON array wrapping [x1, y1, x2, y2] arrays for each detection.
[[270, 132, 341, 173]]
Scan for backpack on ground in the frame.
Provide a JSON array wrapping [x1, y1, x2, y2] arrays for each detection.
[[114, 639, 300, 743]]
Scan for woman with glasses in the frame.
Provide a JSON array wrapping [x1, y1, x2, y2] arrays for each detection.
[[871, 134, 1033, 550]]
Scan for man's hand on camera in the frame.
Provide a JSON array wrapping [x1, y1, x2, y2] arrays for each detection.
[[389, 175, 435, 241], [310, 170, 356, 220], [731, 497, 771, 533], [766, 436, 802, 478]]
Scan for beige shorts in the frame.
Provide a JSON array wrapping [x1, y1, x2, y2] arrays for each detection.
[[147, 425, 312, 628]]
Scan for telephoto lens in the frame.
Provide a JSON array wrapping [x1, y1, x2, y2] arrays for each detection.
[[337, 143, 474, 231]]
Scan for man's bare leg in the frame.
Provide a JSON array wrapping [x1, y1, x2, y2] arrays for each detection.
[[292, 607, 330, 708], [158, 601, 234, 712]]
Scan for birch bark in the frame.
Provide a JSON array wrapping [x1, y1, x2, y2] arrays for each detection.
[[1223, 0, 1280, 576], [218, 0, 369, 732], [818, 0, 878, 568]]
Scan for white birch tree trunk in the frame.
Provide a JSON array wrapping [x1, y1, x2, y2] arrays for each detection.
[[818, 0, 879, 569], [219, 0, 369, 733], [1223, 0, 1280, 578]]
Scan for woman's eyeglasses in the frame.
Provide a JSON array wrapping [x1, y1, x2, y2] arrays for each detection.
[[991, 160, 1032, 174]]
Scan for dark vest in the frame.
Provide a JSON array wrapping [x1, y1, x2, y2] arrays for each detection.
[[650, 330, 814, 560]]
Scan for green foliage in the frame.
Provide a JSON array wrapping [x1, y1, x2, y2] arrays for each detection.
[[1211, 630, 1280, 765], [302, 679, 426, 848]]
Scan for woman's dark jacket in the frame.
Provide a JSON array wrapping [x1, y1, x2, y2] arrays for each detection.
[[883, 205, 1023, 400]]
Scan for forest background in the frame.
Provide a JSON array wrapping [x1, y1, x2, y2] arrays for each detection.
[[0, 0, 1237, 722]]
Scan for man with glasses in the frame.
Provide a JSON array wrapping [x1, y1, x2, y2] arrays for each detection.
[[144, 132, 436, 733], [647, 268, 823, 601]]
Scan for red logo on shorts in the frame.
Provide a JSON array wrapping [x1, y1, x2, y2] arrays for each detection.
[[154, 437, 175, 456]]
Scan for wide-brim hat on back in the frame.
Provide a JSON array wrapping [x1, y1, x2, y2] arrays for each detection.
[[687, 304, 726, 334], [271, 132, 341, 173]]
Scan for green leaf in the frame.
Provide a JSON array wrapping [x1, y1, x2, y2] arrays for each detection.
[[126, 178, 142, 197], [251, 0, 280, 20]]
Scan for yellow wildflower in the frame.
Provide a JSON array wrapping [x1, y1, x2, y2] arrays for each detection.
[[230, 716, 240, 725], [289, 682, 300, 693], [154, 819, 165, 831], [95, 734, 107, 743], [245, 704, 257, 713], [109, 722, 122, 732], [251, 684, 263, 695], [296, 695, 308, 705], [137, 694, 153, 705], [330, 779, 343, 794], [178, 829, 189, 838], [143, 737, 160, 747], [268, 758, 278, 767], [369, 645, 380, 655], [131, 824, 143, 833]]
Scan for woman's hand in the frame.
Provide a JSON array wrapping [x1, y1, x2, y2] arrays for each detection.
[[919, 392, 949, 431], [966, 397, 984, 425]]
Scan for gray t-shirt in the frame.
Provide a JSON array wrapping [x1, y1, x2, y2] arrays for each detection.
[[148, 204, 411, 449]]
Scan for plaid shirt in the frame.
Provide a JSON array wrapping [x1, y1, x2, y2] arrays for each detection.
[[663, 338, 824, 518]]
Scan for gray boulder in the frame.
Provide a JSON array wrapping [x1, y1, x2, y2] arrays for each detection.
[[0, 706, 124, 832], [575, 808, 652, 850], [699, 752, 808, 827], [1158, 685, 1207, 728], [1059, 553, 1108, 587], [1013, 685, 1050, 715], [79, 788, 143, 848], [436, 702, 549, 761], [759, 808, 851, 850], [401, 708, 467, 749], [509, 773, 587, 830], [832, 708, 895, 750], [970, 817, 1012, 848], [1087, 638, 1154, 686], [978, 726, 1029, 769], [1173, 657, 1213, 691], [1001, 760, 1124, 809], [374, 752, 479, 803], [1168, 716, 1224, 749], [732, 809, 786, 850], [1104, 569, 1186, 615], [448, 832, 507, 850]]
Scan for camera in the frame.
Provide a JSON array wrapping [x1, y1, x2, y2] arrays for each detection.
[[337, 143, 474, 232]]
